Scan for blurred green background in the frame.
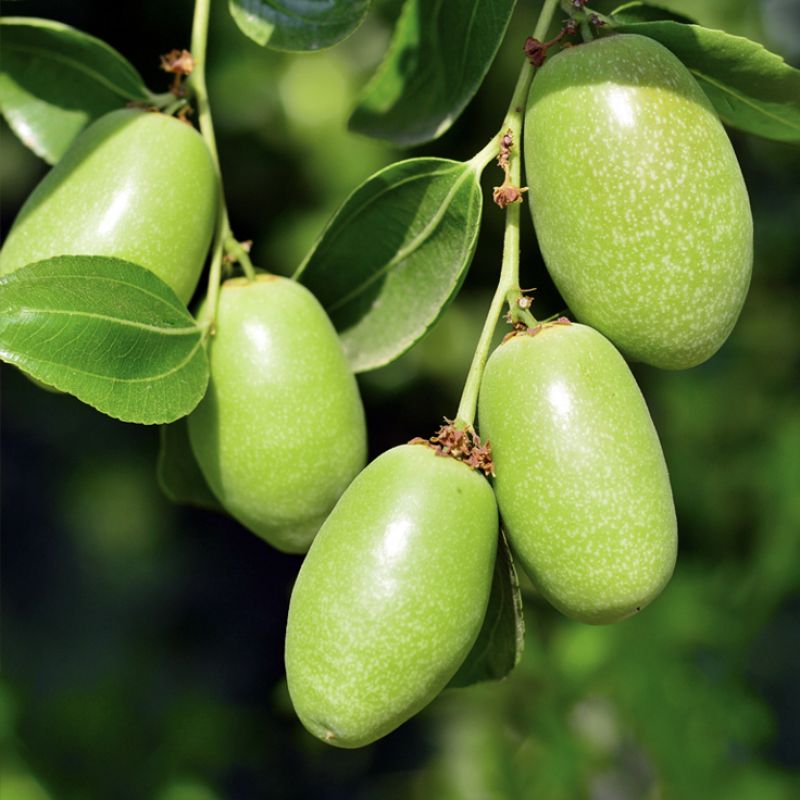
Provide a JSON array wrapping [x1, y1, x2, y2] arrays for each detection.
[[2, 0, 799, 797]]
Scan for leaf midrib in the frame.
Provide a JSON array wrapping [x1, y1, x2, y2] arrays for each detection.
[[0, 270, 193, 321], [692, 69, 800, 133], [0, 332, 204, 384], [7, 306, 201, 336], [294, 162, 462, 279]]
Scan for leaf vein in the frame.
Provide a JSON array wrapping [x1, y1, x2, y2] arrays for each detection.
[[326, 169, 474, 313]]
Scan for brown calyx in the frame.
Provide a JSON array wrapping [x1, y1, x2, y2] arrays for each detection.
[[523, 18, 581, 67], [493, 129, 528, 209], [502, 315, 572, 343], [160, 48, 195, 96], [409, 420, 494, 477]]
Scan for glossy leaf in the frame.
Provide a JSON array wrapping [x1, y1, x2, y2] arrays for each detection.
[[609, 2, 695, 25], [228, 0, 370, 52], [0, 17, 151, 164], [610, 21, 800, 142], [349, 0, 517, 146], [157, 419, 223, 512], [0, 257, 209, 425], [448, 530, 524, 688], [295, 158, 482, 372]]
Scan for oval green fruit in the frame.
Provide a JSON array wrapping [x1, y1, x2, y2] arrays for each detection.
[[524, 34, 753, 369], [0, 108, 218, 305], [478, 322, 677, 623], [285, 444, 498, 748], [187, 275, 367, 553]]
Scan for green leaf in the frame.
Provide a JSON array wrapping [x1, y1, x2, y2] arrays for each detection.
[[349, 0, 517, 146], [448, 529, 524, 688], [609, 2, 695, 25], [157, 419, 223, 512], [0, 17, 151, 164], [0, 256, 209, 425], [610, 22, 800, 142], [228, 0, 370, 52], [295, 158, 482, 373]]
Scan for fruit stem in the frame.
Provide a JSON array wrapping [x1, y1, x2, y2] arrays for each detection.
[[146, 90, 182, 109], [467, 136, 502, 175], [454, 0, 559, 429], [190, 0, 256, 329]]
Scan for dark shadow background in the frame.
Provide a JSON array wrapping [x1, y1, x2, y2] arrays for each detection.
[[2, 0, 799, 798]]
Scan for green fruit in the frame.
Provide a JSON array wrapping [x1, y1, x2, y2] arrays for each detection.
[[0, 108, 218, 305], [524, 34, 752, 369], [478, 322, 677, 623], [285, 444, 498, 748], [187, 275, 367, 553]]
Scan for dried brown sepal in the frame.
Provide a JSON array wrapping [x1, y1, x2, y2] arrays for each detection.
[[160, 48, 195, 76], [160, 49, 195, 96], [523, 18, 581, 67], [493, 130, 528, 209], [409, 420, 494, 477], [524, 37, 548, 67], [493, 184, 528, 209], [563, 18, 579, 36], [505, 316, 572, 343], [497, 129, 513, 172]]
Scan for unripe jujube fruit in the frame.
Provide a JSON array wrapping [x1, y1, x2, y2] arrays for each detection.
[[285, 444, 498, 748], [478, 322, 677, 623], [524, 34, 752, 369], [0, 108, 218, 304], [187, 275, 367, 553]]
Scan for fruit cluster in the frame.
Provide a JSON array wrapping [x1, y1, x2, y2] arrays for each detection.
[[0, 33, 753, 750], [285, 34, 752, 748]]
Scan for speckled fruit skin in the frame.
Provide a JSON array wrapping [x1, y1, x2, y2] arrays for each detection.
[[0, 108, 218, 305], [524, 34, 752, 369], [285, 444, 498, 748], [478, 323, 677, 623], [187, 275, 367, 553]]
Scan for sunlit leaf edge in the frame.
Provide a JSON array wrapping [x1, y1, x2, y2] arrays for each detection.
[[609, 2, 696, 25], [227, 0, 371, 52]]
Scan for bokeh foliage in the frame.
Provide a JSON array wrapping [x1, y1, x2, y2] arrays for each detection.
[[1, 0, 799, 797]]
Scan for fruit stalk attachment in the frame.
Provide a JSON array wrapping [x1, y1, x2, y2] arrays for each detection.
[[409, 421, 494, 476]]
